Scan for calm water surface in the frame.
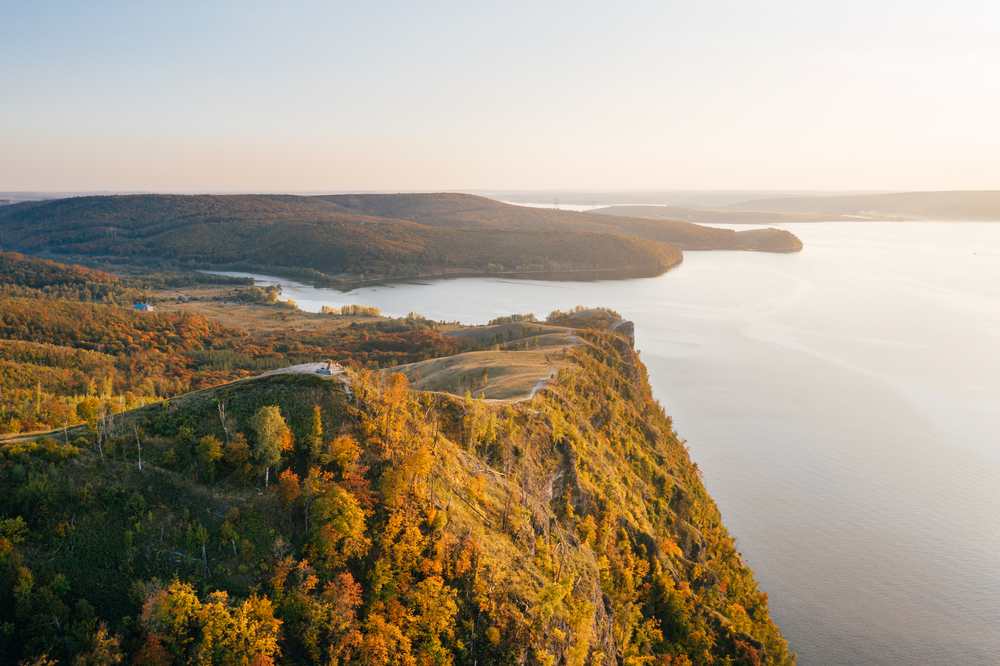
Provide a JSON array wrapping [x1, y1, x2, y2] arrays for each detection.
[[216, 222, 1000, 666]]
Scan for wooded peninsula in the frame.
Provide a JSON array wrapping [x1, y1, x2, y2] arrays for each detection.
[[0, 194, 802, 285]]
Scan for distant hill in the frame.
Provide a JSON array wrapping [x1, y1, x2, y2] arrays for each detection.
[[593, 205, 833, 225], [729, 190, 1000, 221], [0, 194, 682, 279], [0, 250, 118, 287], [320, 193, 803, 251]]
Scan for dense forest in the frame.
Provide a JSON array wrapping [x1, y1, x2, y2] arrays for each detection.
[[0, 195, 685, 281], [0, 252, 118, 288], [0, 315, 793, 666]]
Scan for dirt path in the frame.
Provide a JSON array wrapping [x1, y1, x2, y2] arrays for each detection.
[[259, 362, 353, 396], [528, 367, 557, 399], [259, 362, 343, 378]]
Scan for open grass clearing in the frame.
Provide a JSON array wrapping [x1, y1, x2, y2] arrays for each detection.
[[391, 341, 579, 402]]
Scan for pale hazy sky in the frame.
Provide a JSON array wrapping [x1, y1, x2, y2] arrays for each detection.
[[3, 1, 999, 192]]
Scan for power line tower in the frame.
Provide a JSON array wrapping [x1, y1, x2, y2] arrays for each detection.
[[553, 198, 560, 209]]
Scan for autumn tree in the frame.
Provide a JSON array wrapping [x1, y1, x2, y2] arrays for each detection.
[[196, 435, 223, 483], [224, 433, 253, 484], [71, 622, 123, 666], [140, 580, 281, 666], [307, 405, 322, 461], [249, 406, 292, 488]]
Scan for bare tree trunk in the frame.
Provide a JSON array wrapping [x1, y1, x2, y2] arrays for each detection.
[[134, 424, 142, 471], [218, 401, 231, 443]]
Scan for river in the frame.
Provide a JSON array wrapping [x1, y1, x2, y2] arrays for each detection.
[[208, 221, 1000, 666]]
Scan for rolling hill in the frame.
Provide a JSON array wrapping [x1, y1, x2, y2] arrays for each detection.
[[321, 193, 803, 251], [0, 194, 683, 279], [730, 190, 1000, 221], [592, 205, 833, 225], [0, 193, 802, 287]]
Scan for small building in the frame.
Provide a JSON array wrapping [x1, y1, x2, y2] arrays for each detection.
[[316, 359, 342, 375], [133, 304, 155, 312]]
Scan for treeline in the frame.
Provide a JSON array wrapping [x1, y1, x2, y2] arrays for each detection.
[[488, 313, 537, 325], [319, 304, 382, 317], [0, 325, 794, 665], [234, 285, 298, 309]]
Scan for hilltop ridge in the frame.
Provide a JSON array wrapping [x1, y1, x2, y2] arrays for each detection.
[[319, 193, 803, 251]]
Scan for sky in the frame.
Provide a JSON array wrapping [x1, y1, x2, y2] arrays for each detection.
[[2, 0, 999, 193]]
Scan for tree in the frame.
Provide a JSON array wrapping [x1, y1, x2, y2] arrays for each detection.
[[196, 435, 224, 483], [225, 433, 253, 485], [307, 405, 323, 461], [249, 406, 291, 488], [140, 580, 281, 666], [71, 622, 123, 666]]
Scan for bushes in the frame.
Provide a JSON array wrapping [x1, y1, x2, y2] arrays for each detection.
[[1, 437, 79, 465]]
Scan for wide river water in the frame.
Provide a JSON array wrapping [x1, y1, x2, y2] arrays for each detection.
[[212, 222, 1000, 666]]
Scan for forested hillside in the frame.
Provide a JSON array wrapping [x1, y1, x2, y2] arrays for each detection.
[[0, 316, 793, 666], [0, 252, 118, 288], [319, 193, 802, 252], [0, 253, 469, 433], [0, 195, 683, 280], [0, 294, 465, 433]]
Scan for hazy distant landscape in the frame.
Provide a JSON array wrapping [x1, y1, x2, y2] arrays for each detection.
[[588, 190, 1000, 224]]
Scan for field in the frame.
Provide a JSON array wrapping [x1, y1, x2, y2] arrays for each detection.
[[150, 285, 390, 336], [394, 333, 578, 400]]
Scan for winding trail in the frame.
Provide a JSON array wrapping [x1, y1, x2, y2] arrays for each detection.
[[525, 328, 582, 399], [258, 362, 352, 396], [528, 368, 557, 399]]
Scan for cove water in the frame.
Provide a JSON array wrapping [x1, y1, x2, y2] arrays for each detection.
[[211, 222, 1000, 666]]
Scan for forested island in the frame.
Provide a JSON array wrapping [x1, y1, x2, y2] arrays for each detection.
[[0, 252, 794, 665]]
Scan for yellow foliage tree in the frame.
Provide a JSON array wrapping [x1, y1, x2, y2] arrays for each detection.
[[140, 579, 281, 666], [249, 405, 293, 488]]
